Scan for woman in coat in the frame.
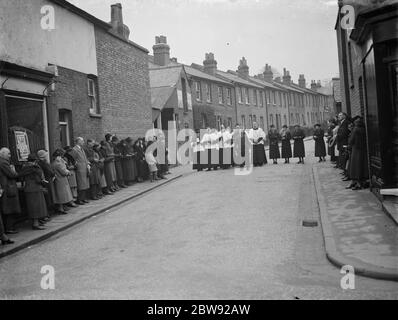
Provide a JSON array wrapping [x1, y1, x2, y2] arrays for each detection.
[[347, 118, 369, 190], [112, 136, 127, 188], [280, 125, 292, 164], [327, 119, 338, 163], [122, 138, 137, 185], [63, 146, 78, 204], [93, 143, 108, 196], [313, 124, 326, 162], [85, 140, 102, 200], [0, 147, 21, 234], [0, 186, 14, 245], [102, 134, 118, 192], [134, 138, 147, 182], [51, 149, 73, 214], [292, 124, 305, 164], [268, 125, 281, 164], [19, 154, 48, 230]]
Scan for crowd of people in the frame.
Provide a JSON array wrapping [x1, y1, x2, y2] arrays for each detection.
[[327, 112, 369, 190], [192, 122, 313, 171], [0, 134, 170, 245]]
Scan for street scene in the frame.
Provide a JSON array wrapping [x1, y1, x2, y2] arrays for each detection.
[[0, 0, 397, 301]]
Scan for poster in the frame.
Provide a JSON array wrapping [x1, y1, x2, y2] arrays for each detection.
[[14, 131, 30, 162]]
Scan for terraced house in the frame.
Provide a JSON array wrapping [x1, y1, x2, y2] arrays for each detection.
[[186, 53, 236, 131]]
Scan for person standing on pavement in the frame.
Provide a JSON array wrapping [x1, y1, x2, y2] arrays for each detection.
[[0, 184, 14, 245], [19, 154, 49, 230], [0, 147, 21, 235], [280, 125, 292, 164], [336, 112, 350, 170], [85, 140, 101, 201], [268, 124, 281, 165], [292, 124, 305, 164], [37, 150, 56, 216], [121, 138, 137, 186], [70, 137, 91, 205], [313, 124, 326, 162], [51, 149, 74, 214], [201, 128, 212, 171], [112, 136, 127, 189], [102, 134, 118, 191], [63, 146, 79, 204]]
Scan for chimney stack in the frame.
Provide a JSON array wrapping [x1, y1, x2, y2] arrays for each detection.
[[316, 80, 322, 89], [203, 53, 217, 76], [310, 80, 317, 89], [274, 76, 282, 83], [237, 57, 249, 79], [282, 68, 291, 85], [298, 74, 306, 88], [263, 64, 273, 82], [110, 3, 130, 41], [153, 35, 170, 66]]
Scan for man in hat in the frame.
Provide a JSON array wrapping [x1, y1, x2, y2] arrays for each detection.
[[70, 137, 91, 205], [37, 149, 56, 215]]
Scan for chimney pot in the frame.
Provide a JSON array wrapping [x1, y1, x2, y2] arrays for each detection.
[[203, 52, 217, 76], [110, 3, 130, 40]]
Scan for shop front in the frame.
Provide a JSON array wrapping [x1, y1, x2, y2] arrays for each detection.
[[0, 61, 54, 165]]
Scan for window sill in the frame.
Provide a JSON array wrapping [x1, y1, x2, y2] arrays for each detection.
[[89, 113, 102, 119]]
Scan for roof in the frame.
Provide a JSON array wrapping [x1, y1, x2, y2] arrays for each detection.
[[248, 76, 284, 91], [184, 65, 232, 86], [148, 55, 182, 68], [149, 66, 182, 110], [272, 81, 305, 94], [216, 70, 263, 89], [49, 0, 149, 53], [290, 82, 320, 95]]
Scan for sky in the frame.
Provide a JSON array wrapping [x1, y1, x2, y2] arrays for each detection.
[[68, 0, 341, 85]]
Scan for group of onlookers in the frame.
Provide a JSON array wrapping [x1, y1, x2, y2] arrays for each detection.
[[0, 134, 170, 245], [327, 112, 369, 190]]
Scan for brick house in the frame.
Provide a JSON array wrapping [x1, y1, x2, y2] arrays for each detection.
[[186, 53, 236, 131], [335, 0, 398, 199]]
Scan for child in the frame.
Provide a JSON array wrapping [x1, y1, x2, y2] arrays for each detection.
[[145, 141, 158, 182]]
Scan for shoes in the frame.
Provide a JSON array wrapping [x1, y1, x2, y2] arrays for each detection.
[[56, 210, 68, 215], [32, 226, 45, 231], [91, 197, 100, 201], [1, 239, 14, 245], [67, 203, 78, 208], [346, 183, 355, 189], [5, 229, 18, 235], [82, 200, 89, 204], [352, 185, 362, 190], [75, 200, 85, 205], [342, 177, 351, 182]]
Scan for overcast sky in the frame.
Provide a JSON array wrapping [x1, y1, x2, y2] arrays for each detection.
[[68, 0, 340, 85]]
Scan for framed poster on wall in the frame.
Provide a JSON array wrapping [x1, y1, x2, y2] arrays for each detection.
[[14, 131, 30, 162]]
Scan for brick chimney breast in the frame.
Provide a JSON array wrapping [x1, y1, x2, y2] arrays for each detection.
[[237, 57, 249, 79], [311, 80, 317, 89], [110, 3, 130, 41], [203, 52, 217, 76], [282, 68, 291, 85], [298, 74, 306, 88], [153, 35, 170, 66], [263, 64, 273, 82]]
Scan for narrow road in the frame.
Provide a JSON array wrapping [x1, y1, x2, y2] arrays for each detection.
[[0, 141, 396, 299]]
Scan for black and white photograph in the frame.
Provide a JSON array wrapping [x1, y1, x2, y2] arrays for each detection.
[[0, 0, 397, 305]]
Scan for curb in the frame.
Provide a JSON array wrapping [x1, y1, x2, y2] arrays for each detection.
[[312, 166, 398, 282], [0, 174, 184, 260]]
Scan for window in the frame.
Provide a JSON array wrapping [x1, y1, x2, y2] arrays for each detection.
[[279, 92, 282, 106], [216, 115, 222, 131], [283, 115, 287, 126], [227, 117, 232, 128], [270, 114, 274, 125], [253, 90, 258, 106], [302, 115, 305, 126], [218, 86, 224, 104], [237, 87, 243, 103], [244, 88, 249, 104], [181, 78, 188, 112], [206, 83, 212, 103], [260, 116, 264, 130], [253, 115, 257, 124], [88, 78, 99, 114], [307, 112, 310, 124], [241, 115, 246, 129], [201, 113, 207, 128], [259, 91, 263, 107], [59, 109, 72, 148], [273, 91, 276, 105], [195, 81, 202, 101], [290, 113, 294, 124], [249, 115, 253, 128], [226, 88, 232, 105]]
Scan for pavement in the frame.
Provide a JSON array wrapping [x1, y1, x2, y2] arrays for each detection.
[[313, 164, 398, 281], [0, 164, 193, 260]]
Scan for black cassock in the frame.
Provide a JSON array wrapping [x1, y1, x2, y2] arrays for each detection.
[[268, 130, 281, 159], [314, 128, 326, 157], [281, 131, 292, 159], [292, 128, 305, 158]]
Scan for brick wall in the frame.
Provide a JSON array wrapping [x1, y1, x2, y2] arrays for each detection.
[[95, 28, 152, 140]]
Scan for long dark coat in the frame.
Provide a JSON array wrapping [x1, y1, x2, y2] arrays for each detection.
[[70, 146, 90, 191], [85, 147, 101, 186], [314, 128, 326, 157], [337, 120, 350, 151], [280, 130, 292, 159], [292, 128, 305, 158], [268, 130, 281, 159], [102, 142, 116, 186], [134, 142, 148, 179], [327, 125, 336, 157], [122, 144, 137, 182], [19, 163, 48, 219], [349, 123, 369, 180], [0, 158, 21, 215], [113, 142, 124, 183], [51, 157, 73, 204]]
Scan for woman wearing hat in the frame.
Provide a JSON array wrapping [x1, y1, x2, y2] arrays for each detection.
[[292, 124, 305, 164], [268, 125, 281, 165], [280, 125, 292, 164], [122, 137, 137, 185], [63, 146, 79, 204], [19, 154, 49, 230], [313, 124, 326, 162], [37, 150, 56, 215], [51, 149, 74, 214]]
